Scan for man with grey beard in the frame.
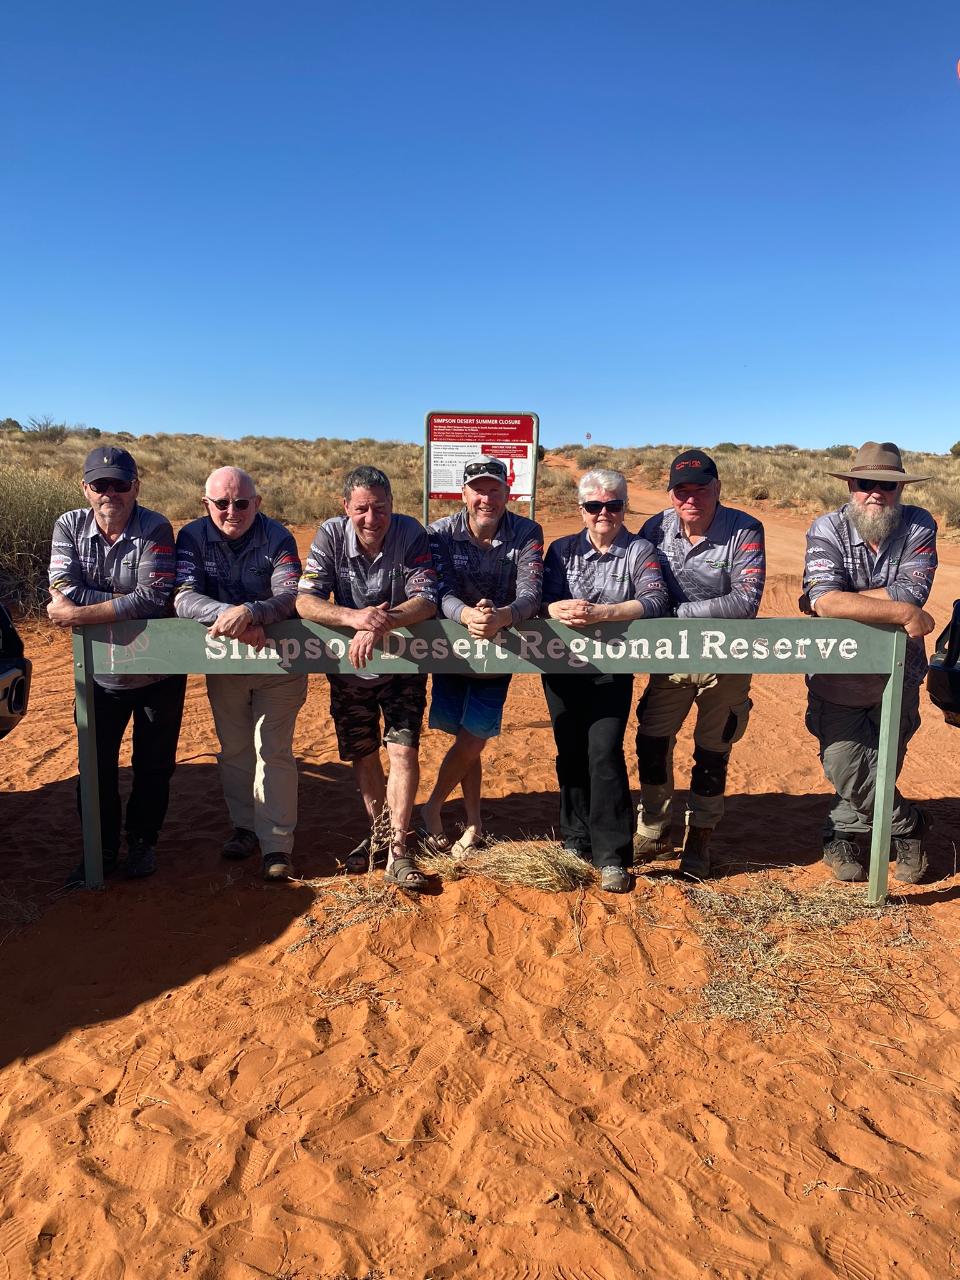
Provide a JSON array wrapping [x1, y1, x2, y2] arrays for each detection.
[[803, 442, 937, 885]]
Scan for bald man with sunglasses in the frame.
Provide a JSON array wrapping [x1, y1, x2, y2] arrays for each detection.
[[802, 442, 937, 885], [175, 466, 307, 881], [48, 446, 185, 883]]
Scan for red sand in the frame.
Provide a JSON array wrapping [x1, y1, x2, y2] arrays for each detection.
[[3, 486, 960, 1278]]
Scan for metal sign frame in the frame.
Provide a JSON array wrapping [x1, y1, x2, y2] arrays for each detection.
[[73, 617, 906, 905], [423, 410, 540, 525]]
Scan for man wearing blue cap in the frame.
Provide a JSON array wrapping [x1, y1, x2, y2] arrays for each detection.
[[48, 446, 185, 883]]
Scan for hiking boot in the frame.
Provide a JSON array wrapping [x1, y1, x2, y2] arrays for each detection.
[[65, 852, 118, 887], [600, 865, 631, 894], [633, 831, 674, 861], [125, 838, 157, 879], [679, 826, 713, 880], [891, 814, 929, 885], [222, 827, 258, 860], [262, 852, 293, 882], [823, 836, 866, 883]]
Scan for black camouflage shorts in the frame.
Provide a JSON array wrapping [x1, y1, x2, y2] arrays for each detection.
[[327, 673, 428, 761]]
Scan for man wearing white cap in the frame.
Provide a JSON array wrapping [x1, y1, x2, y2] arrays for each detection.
[[803, 441, 937, 884], [419, 456, 543, 855]]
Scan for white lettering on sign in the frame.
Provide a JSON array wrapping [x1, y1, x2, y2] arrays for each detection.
[[202, 628, 861, 670]]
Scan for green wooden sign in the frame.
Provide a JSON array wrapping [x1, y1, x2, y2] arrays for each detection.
[[73, 618, 906, 905]]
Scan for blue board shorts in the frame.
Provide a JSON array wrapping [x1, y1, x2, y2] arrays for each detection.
[[429, 673, 513, 740]]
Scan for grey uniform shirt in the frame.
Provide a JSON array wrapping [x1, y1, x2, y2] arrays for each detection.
[[298, 513, 438, 684], [543, 526, 670, 617], [804, 503, 938, 706], [640, 505, 766, 618], [174, 513, 302, 626], [48, 504, 176, 691], [428, 508, 544, 625]]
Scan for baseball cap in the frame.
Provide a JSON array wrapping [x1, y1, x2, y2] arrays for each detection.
[[83, 446, 139, 483], [463, 455, 508, 485], [668, 449, 718, 490]]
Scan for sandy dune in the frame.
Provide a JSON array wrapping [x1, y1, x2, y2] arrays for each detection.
[[3, 486, 960, 1279]]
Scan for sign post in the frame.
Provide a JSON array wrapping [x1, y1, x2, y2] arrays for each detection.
[[424, 411, 540, 525]]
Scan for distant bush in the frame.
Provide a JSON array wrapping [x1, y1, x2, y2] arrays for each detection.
[[0, 467, 79, 613], [950, 442, 960, 459], [824, 445, 854, 459], [713, 442, 739, 453], [0, 418, 23, 433]]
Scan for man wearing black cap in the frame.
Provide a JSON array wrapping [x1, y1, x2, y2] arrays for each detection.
[[803, 441, 937, 884], [48, 446, 185, 882], [419, 455, 544, 855], [634, 448, 766, 878]]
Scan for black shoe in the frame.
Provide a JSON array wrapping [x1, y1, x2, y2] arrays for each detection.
[[65, 852, 118, 887], [891, 813, 929, 885], [222, 827, 258, 860], [263, 852, 293, 881], [823, 836, 866, 883], [126, 838, 157, 879], [679, 826, 713, 880]]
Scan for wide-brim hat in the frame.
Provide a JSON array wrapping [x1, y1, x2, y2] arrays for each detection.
[[828, 441, 929, 485]]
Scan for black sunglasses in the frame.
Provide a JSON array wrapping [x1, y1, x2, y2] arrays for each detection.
[[853, 478, 899, 493], [205, 496, 255, 511], [463, 461, 507, 481], [581, 499, 625, 514], [87, 478, 133, 494]]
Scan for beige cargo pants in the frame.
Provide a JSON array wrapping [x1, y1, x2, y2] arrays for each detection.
[[635, 672, 753, 836]]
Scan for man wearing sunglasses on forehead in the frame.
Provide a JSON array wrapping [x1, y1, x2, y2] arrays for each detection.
[[802, 442, 937, 885], [634, 448, 766, 879], [48, 446, 186, 884], [175, 467, 307, 881]]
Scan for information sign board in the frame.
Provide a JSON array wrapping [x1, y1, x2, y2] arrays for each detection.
[[425, 411, 539, 511]]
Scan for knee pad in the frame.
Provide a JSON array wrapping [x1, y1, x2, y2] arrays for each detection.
[[636, 733, 670, 785], [691, 745, 728, 798]]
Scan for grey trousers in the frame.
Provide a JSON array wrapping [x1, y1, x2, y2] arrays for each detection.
[[804, 683, 921, 842]]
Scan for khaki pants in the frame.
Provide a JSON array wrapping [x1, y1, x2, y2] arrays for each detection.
[[207, 673, 309, 855], [635, 672, 753, 836]]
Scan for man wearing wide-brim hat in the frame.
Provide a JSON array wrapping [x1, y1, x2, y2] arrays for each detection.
[[802, 441, 937, 884]]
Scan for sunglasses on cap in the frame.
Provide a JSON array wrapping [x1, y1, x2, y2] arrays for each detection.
[[581, 499, 625, 514], [87, 478, 133, 494], [204, 496, 255, 511], [853, 478, 899, 493], [463, 460, 508, 481]]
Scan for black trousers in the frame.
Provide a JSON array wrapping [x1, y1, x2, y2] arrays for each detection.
[[541, 672, 634, 868], [76, 675, 187, 854]]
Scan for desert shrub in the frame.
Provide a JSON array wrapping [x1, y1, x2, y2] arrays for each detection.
[[950, 442, 960, 459], [824, 444, 854, 459], [0, 418, 23, 433], [713, 442, 739, 453], [0, 467, 80, 612]]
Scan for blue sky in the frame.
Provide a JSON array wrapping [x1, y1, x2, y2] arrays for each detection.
[[2, 2, 957, 450]]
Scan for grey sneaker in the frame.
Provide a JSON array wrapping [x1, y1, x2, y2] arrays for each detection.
[[633, 831, 674, 861], [679, 826, 713, 880], [600, 865, 631, 894], [125, 838, 157, 879], [823, 837, 866, 883], [892, 814, 929, 885], [222, 827, 258, 860]]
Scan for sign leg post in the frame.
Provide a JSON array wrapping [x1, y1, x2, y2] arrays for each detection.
[[866, 634, 905, 906], [73, 629, 104, 890]]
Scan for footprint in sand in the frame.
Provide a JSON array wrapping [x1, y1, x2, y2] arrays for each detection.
[[0, 1218, 30, 1280], [818, 1234, 880, 1280], [236, 1140, 272, 1193], [113, 1041, 165, 1108]]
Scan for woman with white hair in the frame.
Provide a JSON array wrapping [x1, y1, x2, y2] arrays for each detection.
[[541, 468, 669, 892]]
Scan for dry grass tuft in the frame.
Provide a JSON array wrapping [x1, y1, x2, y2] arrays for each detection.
[[0, 885, 41, 931], [687, 880, 926, 1030], [422, 838, 597, 892], [289, 874, 417, 951]]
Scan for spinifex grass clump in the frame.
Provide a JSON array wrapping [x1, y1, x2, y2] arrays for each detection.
[[687, 880, 925, 1030], [419, 838, 597, 892], [0, 467, 79, 612]]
